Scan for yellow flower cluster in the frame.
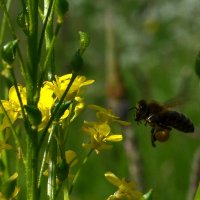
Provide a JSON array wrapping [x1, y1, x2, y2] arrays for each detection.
[[82, 105, 130, 154], [0, 73, 94, 131], [105, 172, 143, 200]]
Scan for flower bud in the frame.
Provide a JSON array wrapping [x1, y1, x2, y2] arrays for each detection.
[[25, 105, 42, 126], [17, 9, 29, 35], [79, 31, 90, 55], [55, 0, 69, 24], [56, 159, 69, 182], [51, 101, 71, 121], [1, 40, 18, 65]]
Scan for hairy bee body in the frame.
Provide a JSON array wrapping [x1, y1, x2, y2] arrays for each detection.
[[157, 110, 194, 133], [135, 100, 194, 147]]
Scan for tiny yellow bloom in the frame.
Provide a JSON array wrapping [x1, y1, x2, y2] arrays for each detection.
[[65, 150, 78, 167], [88, 104, 130, 125], [37, 84, 70, 131], [70, 97, 85, 122], [45, 73, 94, 100], [82, 121, 123, 154], [37, 85, 55, 131], [0, 86, 26, 131], [105, 172, 143, 200]]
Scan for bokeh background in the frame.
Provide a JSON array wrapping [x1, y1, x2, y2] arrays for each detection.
[[62, 1, 200, 199], [1, 0, 200, 200]]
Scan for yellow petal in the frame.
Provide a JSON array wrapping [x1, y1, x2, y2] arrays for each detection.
[[104, 135, 123, 142], [65, 150, 78, 167], [105, 172, 122, 187]]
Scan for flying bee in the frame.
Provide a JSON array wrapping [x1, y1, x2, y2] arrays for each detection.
[[134, 99, 194, 147]]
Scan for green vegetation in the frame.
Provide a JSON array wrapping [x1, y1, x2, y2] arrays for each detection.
[[0, 0, 200, 200]]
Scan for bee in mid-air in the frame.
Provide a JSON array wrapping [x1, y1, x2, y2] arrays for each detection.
[[135, 99, 194, 147]]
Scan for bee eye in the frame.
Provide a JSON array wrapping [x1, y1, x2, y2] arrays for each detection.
[[138, 100, 147, 113], [135, 100, 148, 121]]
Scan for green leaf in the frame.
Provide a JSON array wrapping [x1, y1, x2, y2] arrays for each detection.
[[194, 183, 200, 200]]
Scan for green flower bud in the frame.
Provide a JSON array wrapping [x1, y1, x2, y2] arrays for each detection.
[[56, 159, 69, 182], [17, 9, 29, 35], [24, 105, 42, 126], [195, 51, 200, 78], [55, 0, 69, 23], [79, 31, 90, 55], [1, 40, 18, 65], [51, 101, 71, 121]]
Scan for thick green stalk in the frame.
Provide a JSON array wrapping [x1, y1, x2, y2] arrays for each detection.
[[25, 1, 40, 200], [27, 0, 39, 104], [25, 127, 38, 200]]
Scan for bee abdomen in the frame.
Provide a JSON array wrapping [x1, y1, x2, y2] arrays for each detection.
[[159, 111, 194, 133]]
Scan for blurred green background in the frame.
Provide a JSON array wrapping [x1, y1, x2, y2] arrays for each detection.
[[1, 0, 200, 199], [63, 1, 200, 199]]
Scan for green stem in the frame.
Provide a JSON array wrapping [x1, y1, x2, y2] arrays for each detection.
[[39, 23, 61, 86], [0, 0, 11, 44], [44, 0, 55, 80], [47, 136, 57, 200], [38, 0, 54, 65], [69, 149, 94, 195], [64, 183, 70, 200], [26, 0, 39, 105], [38, 123, 57, 189], [25, 128, 38, 200]]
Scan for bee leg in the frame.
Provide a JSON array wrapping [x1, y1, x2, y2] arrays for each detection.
[[151, 128, 156, 147]]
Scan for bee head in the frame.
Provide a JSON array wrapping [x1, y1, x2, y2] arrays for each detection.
[[135, 100, 149, 121]]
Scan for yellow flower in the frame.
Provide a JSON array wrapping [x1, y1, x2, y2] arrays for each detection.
[[0, 86, 26, 131], [45, 73, 94, 100], [105, 172, 143, 200], [82, 121, 123, 154], [37, 84, 70, 131], [70, 97, 85, 122], [37, 84, 55, 130], [88, 104, 130, 126]]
